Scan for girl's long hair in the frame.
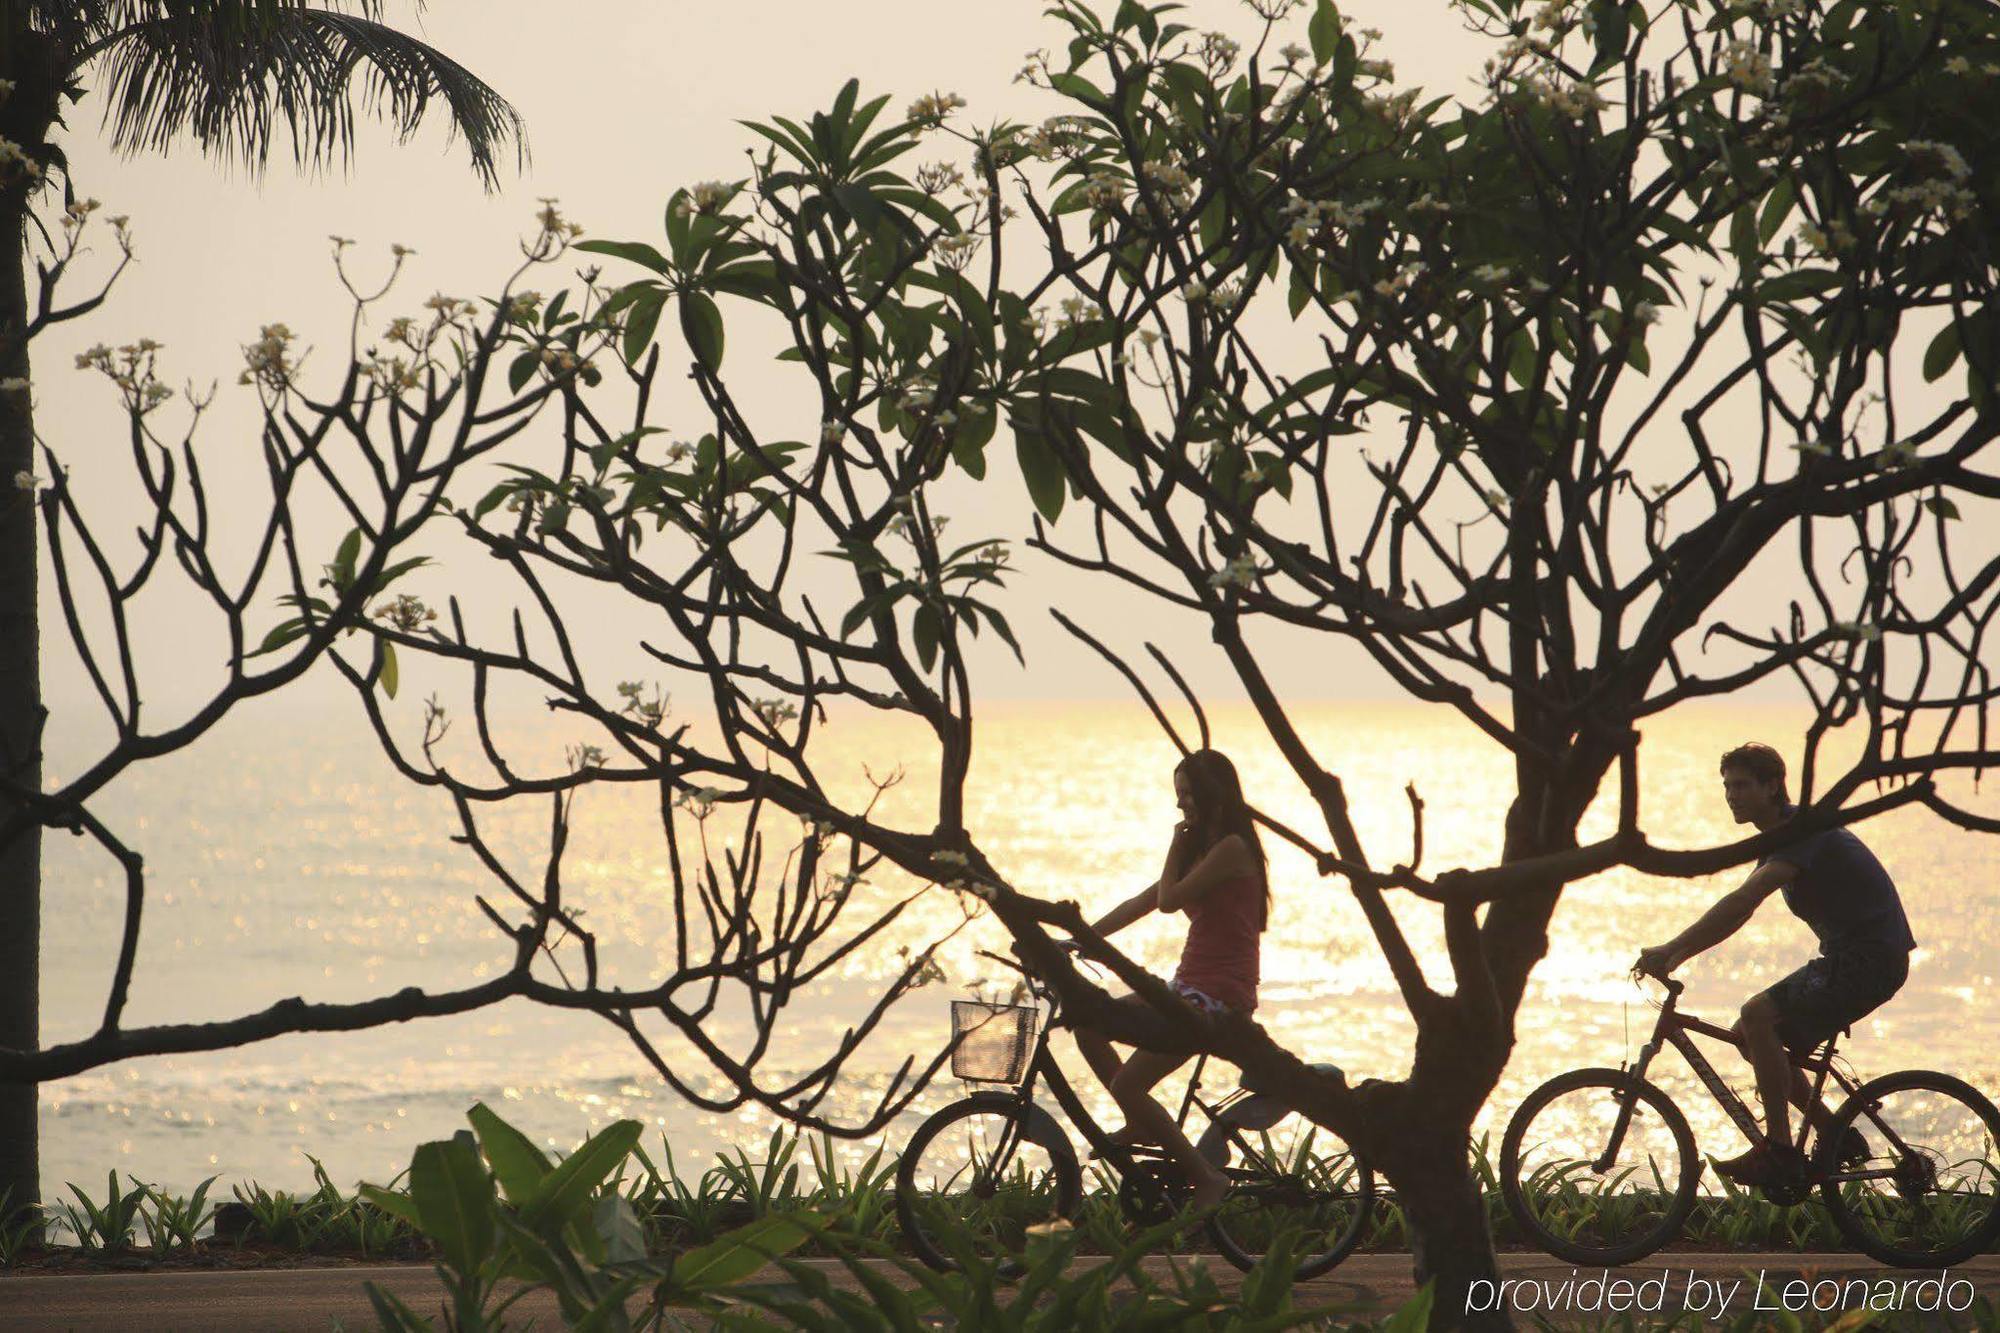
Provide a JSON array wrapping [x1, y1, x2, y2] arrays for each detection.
[[1175, 749, 1271, 930]]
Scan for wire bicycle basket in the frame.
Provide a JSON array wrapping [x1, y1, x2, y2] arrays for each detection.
[[949, 999, 1037, 1084]]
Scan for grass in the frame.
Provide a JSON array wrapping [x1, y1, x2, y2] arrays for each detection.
[[7, 1126, 1995, 1267]]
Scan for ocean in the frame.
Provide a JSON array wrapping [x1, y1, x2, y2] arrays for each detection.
[[37, 698, 2000, 1198]]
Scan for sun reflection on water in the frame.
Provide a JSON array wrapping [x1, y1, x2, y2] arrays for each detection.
[[38, 699, 2000, 1193]]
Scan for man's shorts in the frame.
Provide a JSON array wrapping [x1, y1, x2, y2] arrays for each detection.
[[1758, 939, 1910, 1054]]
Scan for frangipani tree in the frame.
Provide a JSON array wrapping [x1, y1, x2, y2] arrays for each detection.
[[928, 0, 1996, 1318], [5, 3, 1995, 1328], [509, 0, 1999, 1319]]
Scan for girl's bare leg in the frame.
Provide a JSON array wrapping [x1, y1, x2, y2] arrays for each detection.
[[1074, 1025, 1123, 1089], [1112, 1048, 1227, 1210], [1075, 1026, 1159, 1146]]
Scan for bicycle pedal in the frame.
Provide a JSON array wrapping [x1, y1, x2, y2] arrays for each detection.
[[1088, 1143, 1165, 1162]]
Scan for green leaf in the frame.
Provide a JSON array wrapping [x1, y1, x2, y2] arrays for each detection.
[[1308, 0, 1341, 65], [357, 1185, 422, 1229], [520, 1119, 643, 1233], [1924, 321, 1963, 383], [572, 239, 672, 273], [472, 480, 518, 521], [832, 182, 888, 232], [1116, 0, 1159, 45], [362, 555, 431, 599], [950, 407, 995, 479], [508, 351, 539, 394], [1757, 268, 1843, 304], [664, 193, 694, 258], [541, 289, 572, 331], [911, 602, 941, 671], [467, 1102, 553, 1205], [1925, 495, 1961, 521], [671, 1213, 815, 1292], [333, 528, 363, 586], [623, 290, 667, 365], [1589, 0, 1630, 73], [1287, 263, 1312, 319], [593, 1195, 647, 1265], [362, 1280, 434, 1333], [249, 617, 311, 658], [839, 592, 882, 640], [1382, 1282, 1437, 1333], [1625, 336, 1651, 376], [707, 258, 779, 303], [377, 642, 399, 700], [1331, 32, 1357, 94], [983, 605, 1024, 664], [408, 1137, 496, 1277], [680, 292, 725, 372], [1014, 421, 1066, 522], [1728, 201, 1760, 266], [1506, 330, 1537, 389], [1758, 177, 1797, 246]]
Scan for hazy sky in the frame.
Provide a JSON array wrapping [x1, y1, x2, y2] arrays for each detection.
[[30, 0, 1506, 722], [29, 0, 1991, 731]]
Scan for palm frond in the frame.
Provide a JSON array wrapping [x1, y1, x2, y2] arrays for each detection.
[[29, 2, 394, 40], [78, 4, 524, 188]]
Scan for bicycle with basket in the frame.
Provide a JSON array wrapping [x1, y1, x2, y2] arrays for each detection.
[[891, 948, 1373, 1278]]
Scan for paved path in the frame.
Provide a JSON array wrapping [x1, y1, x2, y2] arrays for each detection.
[[2, 1252, 1996, 1329]]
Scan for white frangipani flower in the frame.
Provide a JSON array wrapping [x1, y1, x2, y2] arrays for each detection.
[[1721, 41, 1775, 96], [906, 91, 968, 122]]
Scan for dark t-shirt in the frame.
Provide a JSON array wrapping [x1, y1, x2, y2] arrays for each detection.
[[1759, 807, 1916, 954]]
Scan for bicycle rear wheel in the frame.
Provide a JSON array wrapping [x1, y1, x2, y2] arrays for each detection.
[[1818, 1069, 2000, 1267], [1500, 1067, 1700, 1265], [1205, 1105, 1374, 1279], [893, 1092, 1082, 1273]]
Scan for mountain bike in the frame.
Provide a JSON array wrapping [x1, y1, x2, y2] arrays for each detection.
[[1500, 972, 2000, 1266], [892, 949, 1373, 1279]]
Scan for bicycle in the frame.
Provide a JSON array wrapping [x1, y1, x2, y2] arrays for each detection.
[[1499, 972, 2000, 1266], [891, 949, 1373, 1279]]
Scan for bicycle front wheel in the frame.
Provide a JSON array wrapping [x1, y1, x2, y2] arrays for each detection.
[[1205, 1104, 1374, 1280], [1819, 1069, 2000, 1267], [893, 1092, 1082, 1273], [1500, 1067, 1700, 1265]]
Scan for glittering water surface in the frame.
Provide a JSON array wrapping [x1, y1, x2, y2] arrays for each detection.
[[39, 700, 2000, 1197]]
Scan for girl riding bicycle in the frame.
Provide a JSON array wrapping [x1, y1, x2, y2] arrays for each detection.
[[1070, 748, 1270, 1212]]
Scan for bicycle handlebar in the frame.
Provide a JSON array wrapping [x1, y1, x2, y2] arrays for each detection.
[[976, 943, 1092, 985], [1634, 969, 1685, 998], [975, 947, 1027, 974]]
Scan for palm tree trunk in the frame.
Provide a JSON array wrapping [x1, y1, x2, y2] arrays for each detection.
[[0, 193, 42, 1229]]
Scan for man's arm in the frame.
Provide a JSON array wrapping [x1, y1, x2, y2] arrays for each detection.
[[1637, 859, 1797, 976]]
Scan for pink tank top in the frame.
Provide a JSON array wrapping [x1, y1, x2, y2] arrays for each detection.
[[1173, 873, 1262, 1013]]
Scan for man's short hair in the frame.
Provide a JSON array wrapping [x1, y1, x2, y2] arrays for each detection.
[[1720, 742, 1787, 786]]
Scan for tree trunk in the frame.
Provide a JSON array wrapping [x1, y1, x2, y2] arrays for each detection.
[[1366, 782, 1580, 1331], [1376, 1115, 1510, 1332], [0, 190, 41, 1229]]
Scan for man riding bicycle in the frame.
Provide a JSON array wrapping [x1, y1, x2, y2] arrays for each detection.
[[1634, 742, 1916, 1187]]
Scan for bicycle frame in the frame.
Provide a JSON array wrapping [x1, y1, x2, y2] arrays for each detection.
[[967, 956, 1294, 1195], [1617, 978, 1910, 1183]]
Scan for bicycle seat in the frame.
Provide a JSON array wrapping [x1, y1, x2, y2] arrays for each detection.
[[1239, 1061, 1343, 1099]]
